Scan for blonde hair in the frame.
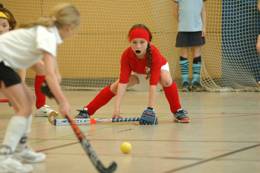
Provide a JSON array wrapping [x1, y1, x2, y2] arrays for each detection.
[[19, 3, 80, 29]]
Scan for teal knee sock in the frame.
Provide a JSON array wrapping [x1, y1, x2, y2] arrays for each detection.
[[179, 57, 189, 84], [191, 56, 201, 84]]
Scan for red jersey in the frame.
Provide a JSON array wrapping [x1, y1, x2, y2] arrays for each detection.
[[119, 44, 167, 85]]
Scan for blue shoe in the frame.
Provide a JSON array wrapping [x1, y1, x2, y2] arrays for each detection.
[[182, 82, 190, 92], [75, 109, 89, 119], [174, 109, 190, 123], [190, 81, 204, 92]]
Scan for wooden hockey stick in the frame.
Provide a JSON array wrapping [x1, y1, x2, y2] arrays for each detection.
[[65, 114, 117, 173]]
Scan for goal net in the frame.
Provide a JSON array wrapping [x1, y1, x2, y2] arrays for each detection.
[[202, 0, 260, 91], [2, 0, 260, 91]]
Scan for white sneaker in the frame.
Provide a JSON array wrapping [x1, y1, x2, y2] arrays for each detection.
[[34, 105, 57, 117], [14, 147, 46, 163], [0, 157, 33, 173]]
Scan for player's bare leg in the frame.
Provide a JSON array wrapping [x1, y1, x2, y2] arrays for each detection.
[[0, 82, 34, 173]]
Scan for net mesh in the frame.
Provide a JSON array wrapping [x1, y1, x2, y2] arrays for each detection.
[[202, 0, 260, 91], [1, 0, 260, 91]]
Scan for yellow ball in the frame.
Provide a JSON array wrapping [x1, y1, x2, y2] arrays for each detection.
[[120, 142, 132, 154]]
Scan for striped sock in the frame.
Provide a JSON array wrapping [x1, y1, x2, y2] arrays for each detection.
[[191, 56, 202, 84], [3, 116, 27, 152], [179, 57, 189, 84]]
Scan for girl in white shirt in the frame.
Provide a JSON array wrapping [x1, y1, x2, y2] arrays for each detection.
[[0, 3, 57, 117], [0, 3, 80, 173]]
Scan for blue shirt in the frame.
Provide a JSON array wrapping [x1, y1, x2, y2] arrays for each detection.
[[175, 0, 204, 32]]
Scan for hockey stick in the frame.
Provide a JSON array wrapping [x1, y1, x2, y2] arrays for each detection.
[[65, 114, 117, 173], [40, 83, 117, 172], [51, 117, 140, 126]]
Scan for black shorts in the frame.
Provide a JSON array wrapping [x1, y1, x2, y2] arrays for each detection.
[[0, 62, 21, 87], [175, 31, 205, 47]]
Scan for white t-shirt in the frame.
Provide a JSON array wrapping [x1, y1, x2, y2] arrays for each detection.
[[175, 0, 204, 32], [0, 25, 63, 69]]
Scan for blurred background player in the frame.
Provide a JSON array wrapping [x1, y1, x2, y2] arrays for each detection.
[[257, 0, 260, 54], [0, 4, 16, 104], [258, 0, 260, 12], [0, 4, 55, 116], [174, 0, 206, 91], [77, 24, 190, 124], [0, 4, 16, 34], [0, 3, 79, 172]]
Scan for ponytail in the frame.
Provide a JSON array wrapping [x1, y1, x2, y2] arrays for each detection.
[[146, 43, 152, 79], [19, 16, 56, 28], [19, 3, 80, 29]]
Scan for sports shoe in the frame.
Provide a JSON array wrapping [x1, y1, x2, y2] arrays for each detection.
[[14, 146, 46, 163], [75, 108, 90, 119], [0, 157, 33, 173], [0, 145, 33, 173], [174, 109, 190, 123], [190, 81, 204, 92], [34, 105, 57, 117], [181, 82, 190, 92]]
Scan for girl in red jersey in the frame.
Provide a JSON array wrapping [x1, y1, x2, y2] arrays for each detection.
[[77, 24, 190, 124]]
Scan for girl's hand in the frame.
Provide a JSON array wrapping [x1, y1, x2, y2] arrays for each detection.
[[59, 100, 71, 116], [112, 109, 121, 118], [202, 28, 206, 37], [56, 73, 62, 83], [257, 35, 260, 53], [257, 42, 260, 54]]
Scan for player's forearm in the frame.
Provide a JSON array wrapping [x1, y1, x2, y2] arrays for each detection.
[[43, 52, 67, 105], [148, 85, 157, 108], [45, 73, 67, 104], [173, 2, 179, 21], [201, 5, 206, 31], [55, 65, 62, 83], [114, 83, 127, 112]]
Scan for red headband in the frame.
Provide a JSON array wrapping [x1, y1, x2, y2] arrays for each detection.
[[128, 28, 150, 42]]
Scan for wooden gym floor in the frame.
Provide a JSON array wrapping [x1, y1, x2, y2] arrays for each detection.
[[0, 90, 260, 173]]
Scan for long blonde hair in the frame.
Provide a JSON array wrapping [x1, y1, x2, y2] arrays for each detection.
[[19, 3, 80, 29]]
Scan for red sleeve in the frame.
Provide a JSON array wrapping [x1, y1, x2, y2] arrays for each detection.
[[119, 49, 132, 84], [149, 46, 167, 85]]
